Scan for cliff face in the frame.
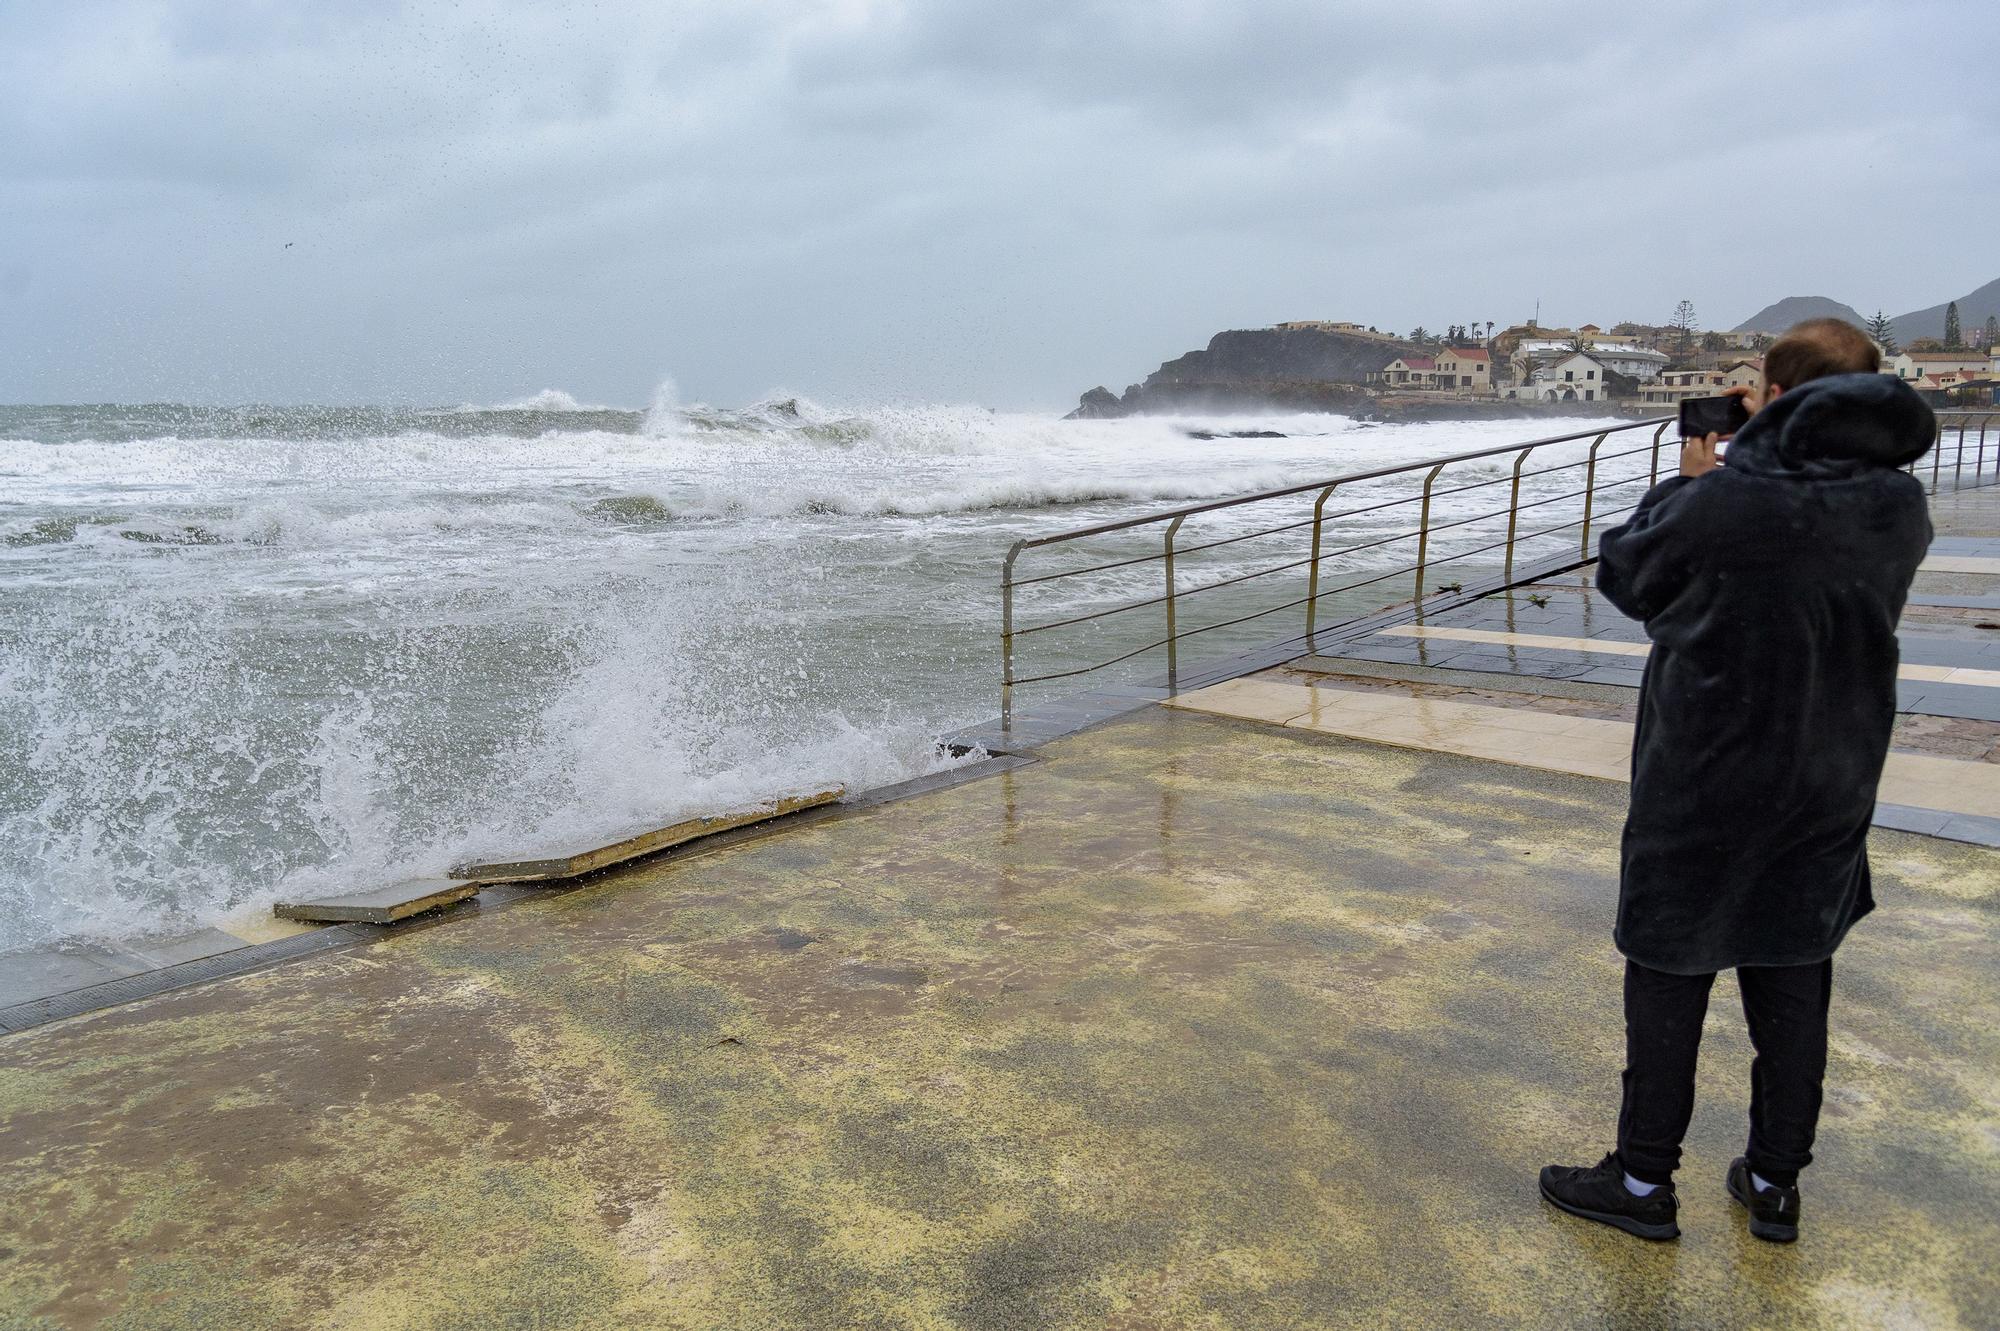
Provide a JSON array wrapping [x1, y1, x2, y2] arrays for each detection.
[[1070, 326, 1419, 418]]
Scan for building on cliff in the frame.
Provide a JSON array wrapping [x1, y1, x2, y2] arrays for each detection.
[[1274, 320, 1394, 339]]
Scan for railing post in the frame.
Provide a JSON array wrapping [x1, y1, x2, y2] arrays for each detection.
[[1577, 431, 1610, 559], [1001, 540, 1025, 731], [1164, 515, 1186, 693], [1933, 416, 1946, 488], [1955, 414, 1970, 484], [1304, 483, 1339, 652], [1502, 444, 1539, 584], [1648, 421, 1669, 487], [1413, 461, 1449, 599]]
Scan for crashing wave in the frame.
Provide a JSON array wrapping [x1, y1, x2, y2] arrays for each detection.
[[469, 388, 607, 412]]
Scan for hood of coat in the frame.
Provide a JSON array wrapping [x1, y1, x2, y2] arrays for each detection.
[[1723, 372, 1936, 480]]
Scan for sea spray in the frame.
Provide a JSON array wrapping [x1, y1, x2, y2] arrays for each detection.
[[0, 399, 1633, 950]]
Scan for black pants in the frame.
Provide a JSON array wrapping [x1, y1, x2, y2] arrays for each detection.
[[1615, 957, 1833, 1189]]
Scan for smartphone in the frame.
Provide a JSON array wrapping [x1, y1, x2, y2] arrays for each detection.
[[1679, 394, 1751, 440]]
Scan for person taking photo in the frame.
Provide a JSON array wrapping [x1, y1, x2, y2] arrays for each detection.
[[1538, 318, 1936, 1243]]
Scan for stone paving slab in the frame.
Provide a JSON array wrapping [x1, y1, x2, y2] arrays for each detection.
[[1172, 675, 2000, 839], [273, 877, 481, 925]]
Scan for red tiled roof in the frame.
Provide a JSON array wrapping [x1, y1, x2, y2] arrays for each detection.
[[1445, 347, 1491, 362]]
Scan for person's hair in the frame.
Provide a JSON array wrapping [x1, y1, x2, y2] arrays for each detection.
[[1763, 318, 1880, 391]]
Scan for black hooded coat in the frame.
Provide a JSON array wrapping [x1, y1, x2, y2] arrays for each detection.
[[1595, 372, 1935, 975]]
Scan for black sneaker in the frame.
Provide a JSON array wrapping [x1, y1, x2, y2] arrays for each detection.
[[1726, 1157, 1800, 1243], [1539, 1153, 1680, 1241]]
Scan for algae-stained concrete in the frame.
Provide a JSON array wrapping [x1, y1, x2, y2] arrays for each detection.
[[1, 708, 1997, 1330]]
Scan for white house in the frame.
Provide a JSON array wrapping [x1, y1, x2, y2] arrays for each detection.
[[1548, 352, 1609, 398], [1590, 346, 1669, 381], [1512, 340, 1666, 384], [1504, 352, 1612, 402]]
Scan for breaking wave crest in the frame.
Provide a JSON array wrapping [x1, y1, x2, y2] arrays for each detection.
[[474, 388, 606, 412]]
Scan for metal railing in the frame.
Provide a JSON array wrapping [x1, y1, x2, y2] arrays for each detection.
[[1933, 410, 1998, 489], [999, 408, 1999, 727]]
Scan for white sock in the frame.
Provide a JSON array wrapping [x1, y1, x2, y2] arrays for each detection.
[[1751, 1171, 1779, 1193], [1623, 1172, 1662, 1196]]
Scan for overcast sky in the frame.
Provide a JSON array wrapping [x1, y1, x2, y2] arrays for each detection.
[[2, 1, 1994, 410]]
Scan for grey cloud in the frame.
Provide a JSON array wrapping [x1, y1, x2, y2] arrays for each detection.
[[1, 0, 1994, 408]]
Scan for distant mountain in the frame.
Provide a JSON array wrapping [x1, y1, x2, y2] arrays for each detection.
[[1732, 296, 1866, 334], [1890, 276, 2000, 345]]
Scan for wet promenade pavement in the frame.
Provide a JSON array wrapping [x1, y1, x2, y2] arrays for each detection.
[[2, 489, 1997, 1329]]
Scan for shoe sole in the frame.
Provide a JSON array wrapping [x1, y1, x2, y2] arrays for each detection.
[[1726, 1175, 1799, 1243], [1539, 1181, 1679, 1241]]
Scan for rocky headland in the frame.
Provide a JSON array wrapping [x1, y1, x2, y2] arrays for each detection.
[[1068, 325, 1649, 423], [1070, 325, 1411, 419]]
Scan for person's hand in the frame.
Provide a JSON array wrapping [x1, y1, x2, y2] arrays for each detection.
[[1721, 382, 1757, 431], [1680, 433, 1722, 477]]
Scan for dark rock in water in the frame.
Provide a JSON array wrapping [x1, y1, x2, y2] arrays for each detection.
[[1122, 379, 1378, 416], [1185, 429, 1288, 440], [1066, 386, 1127, 420]]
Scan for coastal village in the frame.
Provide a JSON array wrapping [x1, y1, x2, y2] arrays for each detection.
[[1073, 296, 2000, 418], [1291, 317, 2000, 408]]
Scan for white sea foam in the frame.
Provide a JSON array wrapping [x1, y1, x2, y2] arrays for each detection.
[[0, 399, 1636, 950]]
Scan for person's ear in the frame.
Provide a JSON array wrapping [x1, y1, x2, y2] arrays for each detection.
[[1764, 382, 1786, 403]]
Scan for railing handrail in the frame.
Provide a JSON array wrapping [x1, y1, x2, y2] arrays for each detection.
[[999, 406, 1998, 726], [1010, 416, 1674, 555]]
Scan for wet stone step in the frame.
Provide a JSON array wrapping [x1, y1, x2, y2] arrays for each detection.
[[273, 877, 481, 925], [448, 787, 845, 884]]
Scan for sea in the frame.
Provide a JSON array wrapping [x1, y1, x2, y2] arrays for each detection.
[[0, 392, 1636, 953]]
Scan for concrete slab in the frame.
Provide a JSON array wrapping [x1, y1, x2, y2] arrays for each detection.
[[1180, 675, 2000, 824], [1379, 622, 2000, 688], [452, 786, 844, 883], [274, 877, 482, 925], [0, 948, 135, 1009], [1, 707, 1995, 1329], [0, 929, 253, 1008], [1921, 555, 2000, 575]]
